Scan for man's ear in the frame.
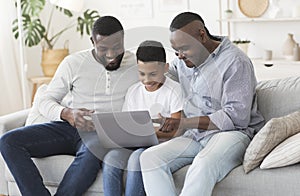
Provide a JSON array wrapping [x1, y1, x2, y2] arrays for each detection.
[[199, 28, 207, 43]]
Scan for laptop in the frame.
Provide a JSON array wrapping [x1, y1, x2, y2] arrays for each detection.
[[91, 110, 159, 148]]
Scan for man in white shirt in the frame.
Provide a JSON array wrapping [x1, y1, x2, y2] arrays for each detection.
[[0, 16, 138, 196]]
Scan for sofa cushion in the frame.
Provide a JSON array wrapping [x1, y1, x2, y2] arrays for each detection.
[[25, 84, 50, 126], [212, 164, 300, 196], [256, 76, 300, 122], [261, 132, 300, 169], [243, 110, 300, 173]]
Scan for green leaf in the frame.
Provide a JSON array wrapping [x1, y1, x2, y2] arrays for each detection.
[[20, 0, 45, 16], [77, 10, 100, 36], [56, 6, 73, 17], [13, 14, 46, 47]]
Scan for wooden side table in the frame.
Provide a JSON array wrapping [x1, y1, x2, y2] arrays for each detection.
[[29, 76, 52, 103]]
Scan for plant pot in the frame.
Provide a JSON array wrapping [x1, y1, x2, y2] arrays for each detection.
[[41, 48, 69, 77], [224, 11, 233, 19], [236, 43, 249, 55]]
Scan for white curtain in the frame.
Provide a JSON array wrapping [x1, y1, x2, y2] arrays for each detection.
[[0, 0, 30, 115]]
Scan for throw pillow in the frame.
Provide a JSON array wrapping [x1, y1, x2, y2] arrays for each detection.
[[243, 110, 300, 173], [260, 132, 300, 169], [25, 84, 50, 126]]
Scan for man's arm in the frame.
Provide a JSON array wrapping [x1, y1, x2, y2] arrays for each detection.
[[155, 115, 218, 136]]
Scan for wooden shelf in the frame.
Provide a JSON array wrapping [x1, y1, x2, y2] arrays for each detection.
[[252, 58, 300, 64], [251, 58, 300, 81], [218, 17, 300, 23]]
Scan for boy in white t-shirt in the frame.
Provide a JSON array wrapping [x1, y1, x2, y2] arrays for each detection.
[[102, 40, 183, 196]]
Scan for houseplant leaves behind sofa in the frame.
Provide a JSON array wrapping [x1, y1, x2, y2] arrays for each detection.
[[12, 0, 100, 76]]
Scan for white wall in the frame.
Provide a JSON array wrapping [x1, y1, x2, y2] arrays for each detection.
[[25, 0, 300, 77], [25, 0, 219, 77]]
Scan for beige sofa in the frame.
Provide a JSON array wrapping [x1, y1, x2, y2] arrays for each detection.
[[1, 76, 300, 196]]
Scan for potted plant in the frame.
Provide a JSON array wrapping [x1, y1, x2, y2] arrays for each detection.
[[233, 39, 251, 55], [224, 9, 233, 19], [12, 0, 100, 76]]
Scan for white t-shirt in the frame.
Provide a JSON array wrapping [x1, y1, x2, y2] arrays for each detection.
[[122, 77, 183, 119]]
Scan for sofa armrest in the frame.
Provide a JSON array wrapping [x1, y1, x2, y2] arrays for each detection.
[[0, 109, 30, 195], [0, 109, 30, 135]]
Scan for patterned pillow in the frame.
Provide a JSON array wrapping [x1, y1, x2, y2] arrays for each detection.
[[243, 110, 300, 173]]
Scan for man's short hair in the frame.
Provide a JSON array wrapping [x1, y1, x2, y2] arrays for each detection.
[[170, 12, 205, 32], [92, 16, 124, 36], [136, 40, 166, 63], [170, 12, 221, 41]]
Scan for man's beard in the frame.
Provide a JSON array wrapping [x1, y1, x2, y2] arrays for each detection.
[[104, 53, 124, 71]]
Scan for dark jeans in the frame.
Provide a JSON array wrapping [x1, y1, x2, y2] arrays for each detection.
[[0, 121, 102, 196]]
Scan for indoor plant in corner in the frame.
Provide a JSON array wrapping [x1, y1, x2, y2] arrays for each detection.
[[13, 0, 100, 77]]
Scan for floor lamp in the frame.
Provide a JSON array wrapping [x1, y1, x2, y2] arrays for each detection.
[[16, 0, 28, 109]]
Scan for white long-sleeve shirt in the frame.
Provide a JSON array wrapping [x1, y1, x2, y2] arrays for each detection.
[[38, 49, 139, 121]]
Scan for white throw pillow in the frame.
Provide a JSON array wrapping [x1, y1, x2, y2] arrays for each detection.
[[25, 84, 50, 126], [260, 132, 300, 169]]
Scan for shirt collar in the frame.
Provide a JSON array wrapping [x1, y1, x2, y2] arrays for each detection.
[[194, 36, 228, 70]]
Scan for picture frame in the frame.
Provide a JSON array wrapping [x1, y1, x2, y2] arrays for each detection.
[[159, 0, 189, 12], [118, 0, 153, 19]]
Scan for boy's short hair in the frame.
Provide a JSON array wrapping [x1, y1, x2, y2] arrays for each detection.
[[136, 40, 166, 63]]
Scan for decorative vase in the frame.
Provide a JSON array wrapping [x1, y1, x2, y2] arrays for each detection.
[[293, 43, 300, 61], [282, 33, 296, 60], [268, 0, 281, 18]]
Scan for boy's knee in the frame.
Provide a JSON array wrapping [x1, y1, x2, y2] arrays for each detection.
[[103, 149, 129, 169], [127, 149, 144, 171]]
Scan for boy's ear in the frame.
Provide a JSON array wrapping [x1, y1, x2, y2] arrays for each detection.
[[90, 37, 94, 45], [164, 63, 169, 73]]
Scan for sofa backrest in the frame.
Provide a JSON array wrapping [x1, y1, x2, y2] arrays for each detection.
[[256, 76, 300, 122]]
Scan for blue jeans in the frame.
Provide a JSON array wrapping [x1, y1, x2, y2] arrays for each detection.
[[0, 121, 102, 196], [102, 148, 146, 196], [140, 131, 251, 196]]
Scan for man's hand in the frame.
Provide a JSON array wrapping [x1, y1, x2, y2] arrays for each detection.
[[61, 108, 95, 131], [152, 114, 186, 137]]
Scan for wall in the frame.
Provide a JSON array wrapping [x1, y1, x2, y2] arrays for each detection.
[[25, 0, 300, 77], [25, 0, 219, 77]]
